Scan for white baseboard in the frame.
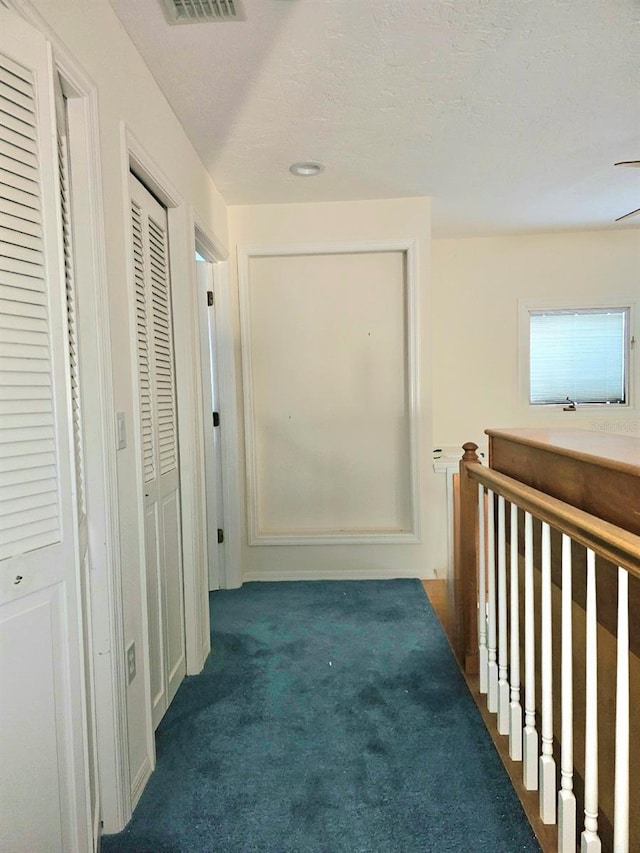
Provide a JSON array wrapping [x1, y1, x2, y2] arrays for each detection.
[[241, 567, 435, 583]]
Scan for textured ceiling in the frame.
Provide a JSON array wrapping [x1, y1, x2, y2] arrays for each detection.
[[109, 0, 640, 236]]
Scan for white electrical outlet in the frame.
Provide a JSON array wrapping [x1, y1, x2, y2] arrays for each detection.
[[126, 642, 136, 684]]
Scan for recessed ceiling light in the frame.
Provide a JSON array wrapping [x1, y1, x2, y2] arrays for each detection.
[[290, 162, 324, 177]]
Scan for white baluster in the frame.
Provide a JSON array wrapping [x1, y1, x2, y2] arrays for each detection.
[[558, 534, 576, 853], [613, 566, 629, 853], [486, 490, 498, 714], [581, 548, 601, 852], [523, 511, 538, 791], [539, 521, 556, 824], [509, 501, 522, 761], [478, 484, 488, 695], [497, 496, 509, 735]]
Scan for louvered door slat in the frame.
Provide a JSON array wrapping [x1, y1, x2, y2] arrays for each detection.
[[1, 195, 41, 224], [0, 336, 48, 358], [2, 408, 52, 426], [0, 458, 56, 482], [0, 134, 38, 164], [0, 180, 39, 209], [0, 507, 58, 551], [0, 151, 38, 178], [0, 209, 41, 237], [0, 437, 55, 457], [0, 78, 33, 112], [0, 486, 58, 514], [0, 236, 41, 263], [0, 396, 50, 414], [0, 98, 35, 129], [0, 56, 33, 97], [0, 166, 38, 197], [1, 476, 56, 501], [0, 105, 37, 141], [0, 52, 60, 560]]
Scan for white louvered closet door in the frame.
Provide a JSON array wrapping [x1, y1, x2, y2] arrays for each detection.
[[0, 9, 91, 853], [130, 174, 185, 729], [55, 77, 101, 844]]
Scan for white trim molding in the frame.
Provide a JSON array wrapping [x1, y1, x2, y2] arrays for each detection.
[[238, 239, 421, 547]]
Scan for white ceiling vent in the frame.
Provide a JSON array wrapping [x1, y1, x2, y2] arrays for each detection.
[[159, 0, 246, 25]]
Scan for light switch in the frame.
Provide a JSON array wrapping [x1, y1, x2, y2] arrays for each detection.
[[116, 412, 126, 450]]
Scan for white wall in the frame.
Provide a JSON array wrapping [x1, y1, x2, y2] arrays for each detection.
[[430, 227, 640, 573], [229, 198, 437, 580], [432, 229, 639, 448], [21, 0, 228, 813]]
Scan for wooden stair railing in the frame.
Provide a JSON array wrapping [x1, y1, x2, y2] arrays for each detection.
[[452, 429, 640, 853]]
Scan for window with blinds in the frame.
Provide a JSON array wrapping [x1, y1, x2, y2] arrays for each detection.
[[529, 307, 630, 405], [0, 52, 61, 560]]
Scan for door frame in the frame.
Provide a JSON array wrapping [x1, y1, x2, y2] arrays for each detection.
[[121, 128, 216, 794]]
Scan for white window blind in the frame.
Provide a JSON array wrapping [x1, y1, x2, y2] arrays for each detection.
[[529, 308, 628, 405], [0, 52, 61, 560]]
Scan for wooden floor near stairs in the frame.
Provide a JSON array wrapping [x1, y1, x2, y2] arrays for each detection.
[[422, 579, 557, 853]]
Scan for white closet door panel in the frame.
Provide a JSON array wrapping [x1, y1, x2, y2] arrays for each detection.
[[129, 174, 185, 730], [161, 486, 185, 699], [145, 501, 165, 729], [0, 8, 90, 850], [0, 587, 65, 852]]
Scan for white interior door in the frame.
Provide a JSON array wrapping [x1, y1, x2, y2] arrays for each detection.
[[0, 9, 91, 852], [196, 258, 224, 590], [130, 174, 185, 729]]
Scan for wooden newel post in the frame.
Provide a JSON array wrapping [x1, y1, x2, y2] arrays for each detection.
[[455, 441, 481, 675]]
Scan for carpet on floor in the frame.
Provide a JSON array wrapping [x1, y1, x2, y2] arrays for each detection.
[[102, 578, 540, 852]]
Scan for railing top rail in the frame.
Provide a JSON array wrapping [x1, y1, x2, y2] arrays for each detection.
[[484, 428, 640, 478], [468, 464, 640, 579]]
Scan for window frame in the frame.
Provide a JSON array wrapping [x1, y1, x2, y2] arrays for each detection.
[[518, 297, 636, 411]]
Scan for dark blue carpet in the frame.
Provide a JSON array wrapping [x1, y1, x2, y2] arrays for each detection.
[[103, 579, 540, 852]]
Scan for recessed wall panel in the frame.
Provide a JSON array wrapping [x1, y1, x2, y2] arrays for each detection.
[[244, 249, 413, 540]]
